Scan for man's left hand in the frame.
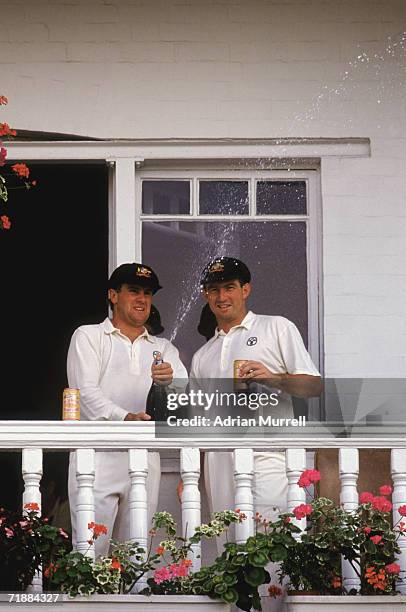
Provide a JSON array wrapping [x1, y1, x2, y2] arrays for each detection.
[[152, 361, 173, 385], [238, 360, 281, 383]]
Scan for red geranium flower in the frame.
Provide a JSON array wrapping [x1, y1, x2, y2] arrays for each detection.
[[298, 469, 321, 488], [293, 503, 313, 520], [11, 163, 30, 179], [359, 491, 374, 504], [24, 502, 39, 512], [386, 562, 400, 574], [372, 496, 392, 513], [370, 535, 382, 545], [268, 584, 283, 598], [379, 485, 392, 496], [1, 215, 11, 230]]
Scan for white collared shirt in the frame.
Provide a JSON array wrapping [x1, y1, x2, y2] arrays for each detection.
[[67, 317, 188, 421], [190, 311, 320, 418], [191, 311, 320, 379]]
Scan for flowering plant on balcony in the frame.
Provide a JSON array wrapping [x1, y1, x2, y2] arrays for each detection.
[[0, 95, 36, 231], [145, 509, 296, 611], [275, 470, 406, 595], [48, 511, 247, 599], [0, 503, 70, 591]]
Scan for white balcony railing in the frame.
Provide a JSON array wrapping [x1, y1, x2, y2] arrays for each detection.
[[1, 421, 406, 595]]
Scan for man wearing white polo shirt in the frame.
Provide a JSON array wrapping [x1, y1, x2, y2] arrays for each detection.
[[67, 262, 187, 557], [190, 257, 322, 521]]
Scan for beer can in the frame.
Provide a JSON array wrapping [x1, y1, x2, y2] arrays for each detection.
[[233, 359, 249, 392], [62, 388, 80, 421]]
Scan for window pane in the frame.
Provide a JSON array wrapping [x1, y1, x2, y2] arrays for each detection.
[[256, 181, 307, 215], [142, 181, 190, 214], [199, 181, 249, 215], [142, 220, 307, 370]]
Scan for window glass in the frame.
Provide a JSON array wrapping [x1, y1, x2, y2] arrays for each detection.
[[256, 181, 307, 215], [142, 220, 307, 370], [199, 181, 249, 215], [142, 181, 190, 214]]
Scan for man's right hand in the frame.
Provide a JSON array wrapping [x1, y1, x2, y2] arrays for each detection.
[[124, 412, 151, 421]]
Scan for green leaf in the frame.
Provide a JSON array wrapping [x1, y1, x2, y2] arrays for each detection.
[[270, 545, 288, 562], [244, 566, 267, 587], [252, 592, 262, 611], [222, 589, 239, 605], [223, 573, 238, 586], [248, 552, 269, 567]]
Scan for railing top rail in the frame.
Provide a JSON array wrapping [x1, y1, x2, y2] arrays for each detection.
[[0, 421, 405, 450]]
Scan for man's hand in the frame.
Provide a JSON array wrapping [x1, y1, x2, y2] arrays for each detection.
[[239, 360, 280, 382], [124, 412, 152, 421], [238, 360, 322, 398], [152, 361, 173, 385]]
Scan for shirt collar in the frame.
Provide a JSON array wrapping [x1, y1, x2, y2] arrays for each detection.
[[215, 311, 255, 337], [102, 317, 155, 343]]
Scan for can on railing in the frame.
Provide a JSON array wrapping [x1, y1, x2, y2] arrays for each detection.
[[233, 359, 249, 393], [62, 388, 80, 420]]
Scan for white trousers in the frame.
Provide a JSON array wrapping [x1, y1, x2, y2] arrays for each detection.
[[205, 451, 288, 519], [68, 450, 160, 558]]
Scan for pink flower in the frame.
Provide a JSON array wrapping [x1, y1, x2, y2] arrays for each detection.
[[359, 491, 374, 504], [379, 485, 392, 496], [363, 527, 371, 534], [398, 505, 406, 516], [298, 469, 321, 488], [0, 96, 8, 105], [58, 528, 69, 539], [293, 503, 313, 520], [386, 563, 400, 575], [370, 535, 382, 545], [372, 496, 392, 513], [153, 566, 171, 584], [5, 527, 14, 538], [1, 215, 11, 230]]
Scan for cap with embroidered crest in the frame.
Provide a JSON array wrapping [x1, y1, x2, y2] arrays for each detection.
[[200, 257, 251, 288], [108, 263, 162, 294]]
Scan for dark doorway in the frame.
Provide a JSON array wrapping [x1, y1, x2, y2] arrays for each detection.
[[0, 162, 109, 509]]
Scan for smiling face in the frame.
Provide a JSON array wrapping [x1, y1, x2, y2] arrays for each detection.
[[204, 279, 251, 331], [109, 283, 153, 330]]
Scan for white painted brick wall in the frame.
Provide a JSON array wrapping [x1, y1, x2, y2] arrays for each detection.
[[1, 0, 406, 377]]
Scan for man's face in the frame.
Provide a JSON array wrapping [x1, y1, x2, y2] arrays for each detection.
[[109, 283, 152, 328], [204, 278, 251, 325]]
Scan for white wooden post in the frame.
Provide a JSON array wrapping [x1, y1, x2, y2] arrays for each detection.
[[128, 449, 149, 593], [286, 448, 306, 538], [234, 449, 254, 543], [22, 448, 43, 593], [180, 447, 201, 571], [75, 448, 95, 560], [22, 448, 43, 512], [113, 158, 137, 265], [339, 448, 360, 593], [391, 448, 406, 594]]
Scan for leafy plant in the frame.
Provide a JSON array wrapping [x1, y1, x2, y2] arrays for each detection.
[[0, 503, 70, 591], [275, 471, 406, 595]]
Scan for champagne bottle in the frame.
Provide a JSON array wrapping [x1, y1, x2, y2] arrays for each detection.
[[145, 350, 168, 422]]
